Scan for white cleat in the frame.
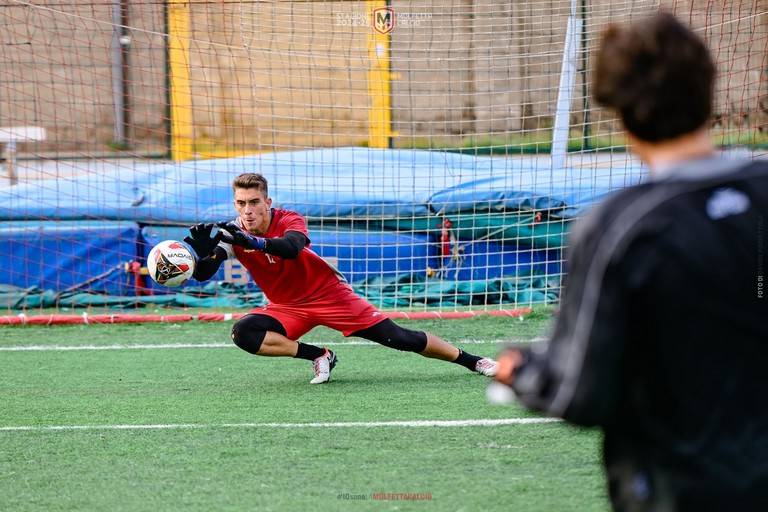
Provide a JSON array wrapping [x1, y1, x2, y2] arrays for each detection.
[[310, 348, 337, 384], [475, 358, 498, 377]]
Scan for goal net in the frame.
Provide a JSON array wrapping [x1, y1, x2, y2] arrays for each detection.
[[1, 0, 766, 320]]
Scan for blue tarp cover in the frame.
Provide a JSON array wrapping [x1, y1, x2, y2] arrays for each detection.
[[0, 148, 645, 222], [0, 221, 139, 295], [0, 149, 641, 303]]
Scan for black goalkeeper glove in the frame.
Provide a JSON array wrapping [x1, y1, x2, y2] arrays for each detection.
[[216, 221, 266, 251], [183, 222, 223, 259]]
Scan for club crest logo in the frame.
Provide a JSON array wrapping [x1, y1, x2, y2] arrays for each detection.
[[153, 251, 190, 284], [373, 7, 395, 34]]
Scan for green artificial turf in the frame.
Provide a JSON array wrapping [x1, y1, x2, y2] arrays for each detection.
[[1, 314, 609, 511]]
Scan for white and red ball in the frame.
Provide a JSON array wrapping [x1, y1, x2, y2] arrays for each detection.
[[147, 240, 196, 287]]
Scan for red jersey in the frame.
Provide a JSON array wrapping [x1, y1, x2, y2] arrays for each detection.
[[221, 209, 347, 305]]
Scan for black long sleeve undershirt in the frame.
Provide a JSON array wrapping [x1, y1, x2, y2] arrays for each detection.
[[192, 230, 308, 282], [263, 230, 308, 259], [192, 246, 227, 282]]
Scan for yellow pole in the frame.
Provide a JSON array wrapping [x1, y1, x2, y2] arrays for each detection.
[[168, 0, 194, 161], [368, 1, 395, 148]]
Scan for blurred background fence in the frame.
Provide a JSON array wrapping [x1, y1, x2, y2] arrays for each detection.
[[0, 0, 766, 316]]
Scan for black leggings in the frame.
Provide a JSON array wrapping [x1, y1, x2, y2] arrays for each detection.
[[231, 315, 427, 354], [351, 319, 428, 353], [230, 314, 287, 354]]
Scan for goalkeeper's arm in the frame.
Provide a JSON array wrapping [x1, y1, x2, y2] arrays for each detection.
[[216, 222, 308, 259], [192, 231, 307, 282], [263, 230, 307, 259], [193, 246, 228, 282]]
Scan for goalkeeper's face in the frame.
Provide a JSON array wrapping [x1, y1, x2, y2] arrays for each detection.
[[233, 187, 272, 236]]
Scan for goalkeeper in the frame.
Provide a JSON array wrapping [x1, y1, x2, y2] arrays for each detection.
[[183, 172, 497, 384], [492, 12, 768, 511]]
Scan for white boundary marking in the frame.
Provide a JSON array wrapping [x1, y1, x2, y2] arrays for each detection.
[[0, 339, 543, 352], [0, 418, 561, 432]]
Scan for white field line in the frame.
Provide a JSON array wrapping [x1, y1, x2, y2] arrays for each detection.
[[0, 417, 561, 432], [0, 338, 544, 352]]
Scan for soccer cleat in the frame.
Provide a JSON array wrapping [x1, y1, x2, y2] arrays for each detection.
[[310, 348, 337, 384], [475, 358, 498, 377]]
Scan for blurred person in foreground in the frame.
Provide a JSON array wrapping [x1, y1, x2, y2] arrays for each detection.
[[490, 12, 768, 511], [182, 172, 497, 384]]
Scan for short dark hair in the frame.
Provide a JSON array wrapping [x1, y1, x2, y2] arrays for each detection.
[[232, 173, 268, 196], [593, 12, 715, 142]]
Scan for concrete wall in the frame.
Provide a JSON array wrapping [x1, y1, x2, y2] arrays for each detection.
[[0, 1, 167, 153]]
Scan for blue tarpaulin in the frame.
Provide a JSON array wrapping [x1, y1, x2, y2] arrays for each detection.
[[0, 148, 645, 222], [0, 148, 643, 303], [0, 221, 139, 295]]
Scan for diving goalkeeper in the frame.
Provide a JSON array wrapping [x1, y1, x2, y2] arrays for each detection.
[[183, 172, 497, 384]]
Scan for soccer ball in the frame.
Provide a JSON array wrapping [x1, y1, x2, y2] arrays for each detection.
[[147, 240, 196, 287]]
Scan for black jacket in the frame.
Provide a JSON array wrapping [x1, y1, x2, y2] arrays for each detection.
[[512, 157, 768, 511]]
